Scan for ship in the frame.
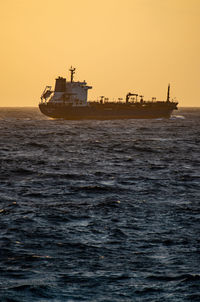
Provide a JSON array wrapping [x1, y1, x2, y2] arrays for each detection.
[[39, 67, 178, 120]]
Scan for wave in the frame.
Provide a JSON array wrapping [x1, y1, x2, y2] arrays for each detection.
[[170, 115, 185, 119]]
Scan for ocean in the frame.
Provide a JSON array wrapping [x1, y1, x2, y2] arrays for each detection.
[[0, 107, 199, 302]]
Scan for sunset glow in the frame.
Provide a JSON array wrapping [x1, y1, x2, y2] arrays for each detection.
[[1, 0, 200, 107]]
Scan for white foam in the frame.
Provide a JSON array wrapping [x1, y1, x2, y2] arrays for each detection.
[[170, 115, 185, 120]]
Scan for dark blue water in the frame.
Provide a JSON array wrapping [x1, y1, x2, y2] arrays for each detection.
[[0, 108, 199, 302]]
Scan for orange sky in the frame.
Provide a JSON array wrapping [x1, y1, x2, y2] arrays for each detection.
[[0, 0, 200, 107]]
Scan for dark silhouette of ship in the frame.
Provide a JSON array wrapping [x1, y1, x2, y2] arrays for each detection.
[[39, 67, 178, 120]]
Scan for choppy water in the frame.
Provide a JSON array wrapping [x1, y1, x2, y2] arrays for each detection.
[[0, 107, 199, 302]]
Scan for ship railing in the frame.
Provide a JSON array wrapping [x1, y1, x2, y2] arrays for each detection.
[[89, 99, 178, 105]]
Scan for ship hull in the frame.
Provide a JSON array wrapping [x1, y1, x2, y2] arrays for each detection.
[[39, 103, 177, 120]]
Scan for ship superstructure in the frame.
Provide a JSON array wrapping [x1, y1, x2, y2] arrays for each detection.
[[41, 67, 92, 107], [39, 67, 178, 119]]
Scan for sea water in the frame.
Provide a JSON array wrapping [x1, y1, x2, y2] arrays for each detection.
[[0, 107, 199, 302]]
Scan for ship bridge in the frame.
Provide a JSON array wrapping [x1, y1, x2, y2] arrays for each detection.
[[48, 67, 92, 106]]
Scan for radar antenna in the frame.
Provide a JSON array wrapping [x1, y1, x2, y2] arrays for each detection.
[[69, 66, 76, 82]]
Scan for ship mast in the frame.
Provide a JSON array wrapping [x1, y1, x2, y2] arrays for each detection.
[[69, 66, 76, 82], [166, 84, 170, 102]]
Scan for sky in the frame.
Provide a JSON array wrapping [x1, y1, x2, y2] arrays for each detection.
[[0, 0, 200, 107]]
